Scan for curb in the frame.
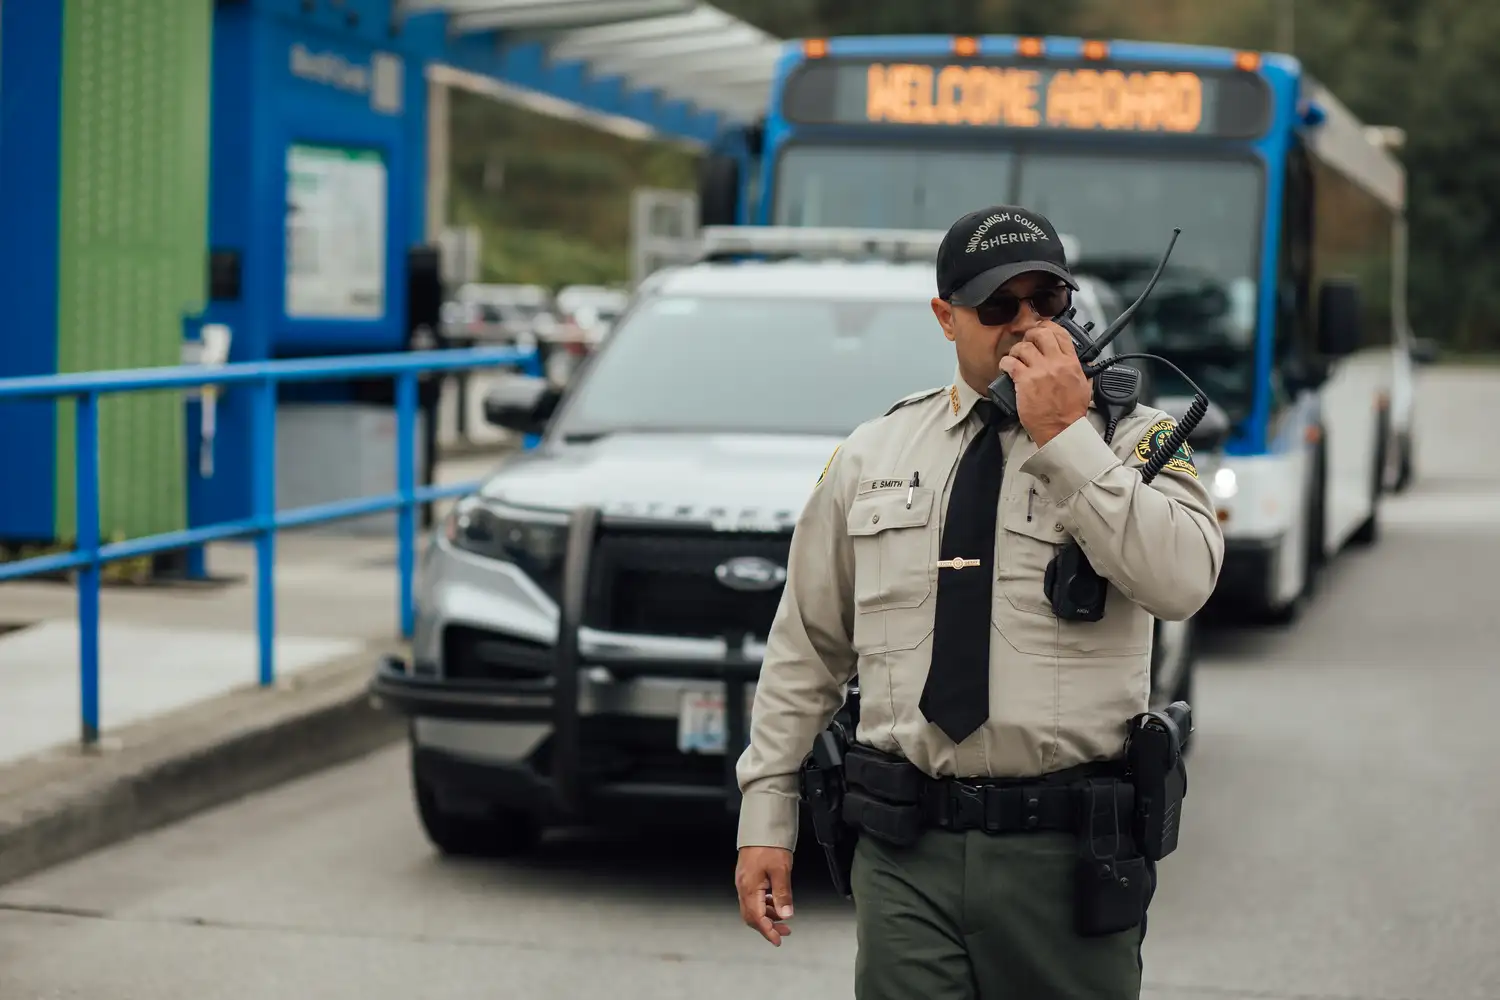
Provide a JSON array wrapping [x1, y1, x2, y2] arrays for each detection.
[[0, 642, 406, 888]]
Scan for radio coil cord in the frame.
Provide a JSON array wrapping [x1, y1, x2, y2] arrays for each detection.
[[1083, 352, 1211, 486]]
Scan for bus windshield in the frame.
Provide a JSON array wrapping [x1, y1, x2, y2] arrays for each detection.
[[772, 145, 1264, 420]]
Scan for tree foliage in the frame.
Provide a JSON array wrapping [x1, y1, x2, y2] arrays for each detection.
[[450, 0, 1498, 347], [446, 90, 698, 287]]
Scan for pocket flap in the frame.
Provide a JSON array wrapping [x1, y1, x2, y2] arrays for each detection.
[[846, 488, 935, 536], [1003, 499, 1068, 543]]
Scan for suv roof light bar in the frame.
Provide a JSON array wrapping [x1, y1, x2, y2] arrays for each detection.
[[696, 225, 1081, 267], [697, 225, 945, 264]]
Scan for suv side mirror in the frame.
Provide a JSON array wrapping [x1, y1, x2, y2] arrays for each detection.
[[1409, 336, 1439, 365], [1316, 278, 1363, 356], [482, 375, 561, 437]]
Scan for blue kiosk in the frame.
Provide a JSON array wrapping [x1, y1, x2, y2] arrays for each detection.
[[0, 0, 779, 569]]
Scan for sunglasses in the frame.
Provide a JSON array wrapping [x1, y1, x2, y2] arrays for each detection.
[[970, 285, 1071, 327]]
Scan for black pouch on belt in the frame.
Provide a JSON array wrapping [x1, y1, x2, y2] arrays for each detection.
[[844, 746, 927, 803], [1073, 778, 1148, 937], [1126, 701, 1190, 862], [841, 746, 927, 848]]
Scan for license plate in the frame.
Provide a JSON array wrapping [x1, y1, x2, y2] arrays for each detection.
[[677, 687, 752, 755]]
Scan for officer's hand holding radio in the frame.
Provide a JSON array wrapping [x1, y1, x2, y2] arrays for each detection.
[[998, 322, 1093, 447]]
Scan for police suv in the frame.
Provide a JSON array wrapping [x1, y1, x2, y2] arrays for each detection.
[[370, 227, 1228, 857]]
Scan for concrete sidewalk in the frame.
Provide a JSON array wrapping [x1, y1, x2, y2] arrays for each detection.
[[0, 447, 511, 886]]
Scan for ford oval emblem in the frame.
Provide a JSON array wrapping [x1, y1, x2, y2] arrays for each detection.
[[715, 556, 788, 592]]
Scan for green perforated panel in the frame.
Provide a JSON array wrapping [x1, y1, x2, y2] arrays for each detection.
[[53, 0, 212, 544]]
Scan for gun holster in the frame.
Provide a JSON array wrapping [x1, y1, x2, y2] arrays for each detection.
[[797, 688, 860, 899]]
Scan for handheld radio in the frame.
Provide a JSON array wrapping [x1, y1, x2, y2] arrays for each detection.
[[985, 228, 1218, 621]]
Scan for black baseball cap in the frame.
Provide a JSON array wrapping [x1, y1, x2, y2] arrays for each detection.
[[936, 205, 1078, 307]]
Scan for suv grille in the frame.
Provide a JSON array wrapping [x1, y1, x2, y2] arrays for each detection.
[[584, 527, 792, 640]]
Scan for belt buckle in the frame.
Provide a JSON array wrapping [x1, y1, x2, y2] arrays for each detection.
[[950, 781, 987, 831]]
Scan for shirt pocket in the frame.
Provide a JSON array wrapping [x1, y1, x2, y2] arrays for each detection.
[[997, 487, 1066, 617], [846, 488, 936, 611], [846, 488, 937, 656], [995, 486, 1151, 659]]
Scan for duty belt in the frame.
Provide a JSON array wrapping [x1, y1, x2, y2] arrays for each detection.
[[841, 745, 1132, 845]]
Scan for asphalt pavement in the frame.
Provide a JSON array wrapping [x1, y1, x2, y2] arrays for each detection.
[[2, 367, 1499, 1000]]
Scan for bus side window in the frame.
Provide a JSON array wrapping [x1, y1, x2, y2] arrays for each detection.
[[1309, 149, 1396, 352]]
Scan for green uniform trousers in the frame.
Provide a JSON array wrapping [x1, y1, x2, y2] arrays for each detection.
[[850, 827, 1155, 1000]]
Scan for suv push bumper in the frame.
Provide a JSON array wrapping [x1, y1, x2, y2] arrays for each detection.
[[368, 505, 759, 817]]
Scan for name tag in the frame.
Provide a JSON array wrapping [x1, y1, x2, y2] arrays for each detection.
[[857, 477, 911, 494]]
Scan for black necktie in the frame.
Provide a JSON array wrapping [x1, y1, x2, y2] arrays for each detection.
[[920, 399, 1005, 744]]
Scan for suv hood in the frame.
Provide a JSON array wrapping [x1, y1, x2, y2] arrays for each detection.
[[478, 432, 845, 531]]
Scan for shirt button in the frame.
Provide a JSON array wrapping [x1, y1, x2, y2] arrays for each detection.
[[872, 514, 880, 524], [1038, 474, 1050, 485], [1054, 524, 1064, 533]]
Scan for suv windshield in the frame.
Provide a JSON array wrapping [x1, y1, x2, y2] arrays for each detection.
[[773, 144, 1264, 421], [550, 294, 957, 438]]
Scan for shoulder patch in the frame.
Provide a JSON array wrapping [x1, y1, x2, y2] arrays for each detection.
[[883, 385, 946, 417], [817, 444, 840, 485], [1134, 417, 1197, 479]]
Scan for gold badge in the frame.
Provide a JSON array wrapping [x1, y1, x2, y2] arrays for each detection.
[[949, 384, 960, 415], [817, 444, 840, 485], [1134, 418, 1198, 479]]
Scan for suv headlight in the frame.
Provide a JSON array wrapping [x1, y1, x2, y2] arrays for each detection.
[[442, 496, 568, 578]]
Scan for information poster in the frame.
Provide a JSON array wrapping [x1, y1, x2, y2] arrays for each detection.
[[285, 143, 387, 319]]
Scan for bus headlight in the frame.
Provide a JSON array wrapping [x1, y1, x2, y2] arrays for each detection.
[[443, 496, 568, 578], [1211, 467, 1239, 500]]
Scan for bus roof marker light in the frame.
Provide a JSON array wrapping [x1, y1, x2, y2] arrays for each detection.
[[1234, 51, 1261, 72], [803, 38, 828, 58], [1017, 36, 1044, 58], [953, 36, 979, 57], [1082, 40, 1109, 60]]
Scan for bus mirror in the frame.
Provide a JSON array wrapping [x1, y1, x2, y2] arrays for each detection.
[[1316, 279, 1362, 356], [1159, 395, 1231, 453], [1186, 400, 1232, 453], [698, 153, 740, 227], [745, 118, 766, 157], [482, 374, 560, 437]]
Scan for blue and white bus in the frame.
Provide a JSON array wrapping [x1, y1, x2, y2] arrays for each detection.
[[698, 34, 1410, 622]]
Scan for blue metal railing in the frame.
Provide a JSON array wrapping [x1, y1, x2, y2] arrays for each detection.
[[0, 347, 538, 746]]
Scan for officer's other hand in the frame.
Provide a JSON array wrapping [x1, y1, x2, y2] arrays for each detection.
[[736, 846, 794, 945], [998, 322, 1092, 446]]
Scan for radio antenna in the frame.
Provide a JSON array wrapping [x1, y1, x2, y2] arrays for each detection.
[[1077, 228, 1180, 366]]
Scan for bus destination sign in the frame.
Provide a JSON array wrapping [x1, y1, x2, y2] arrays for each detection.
[[780, 59, 1271, 138]]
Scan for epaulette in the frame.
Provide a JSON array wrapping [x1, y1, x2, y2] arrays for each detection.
[[883, 385, 947, 416]]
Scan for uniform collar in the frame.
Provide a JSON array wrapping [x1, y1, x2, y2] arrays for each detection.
[[941, 367, 987, 431]]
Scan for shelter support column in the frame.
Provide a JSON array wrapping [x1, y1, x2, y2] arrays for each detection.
[[426, 76, 449, 244]]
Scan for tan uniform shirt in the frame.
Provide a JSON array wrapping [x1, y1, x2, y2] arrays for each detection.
[[735, 367, 1225, 850]]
